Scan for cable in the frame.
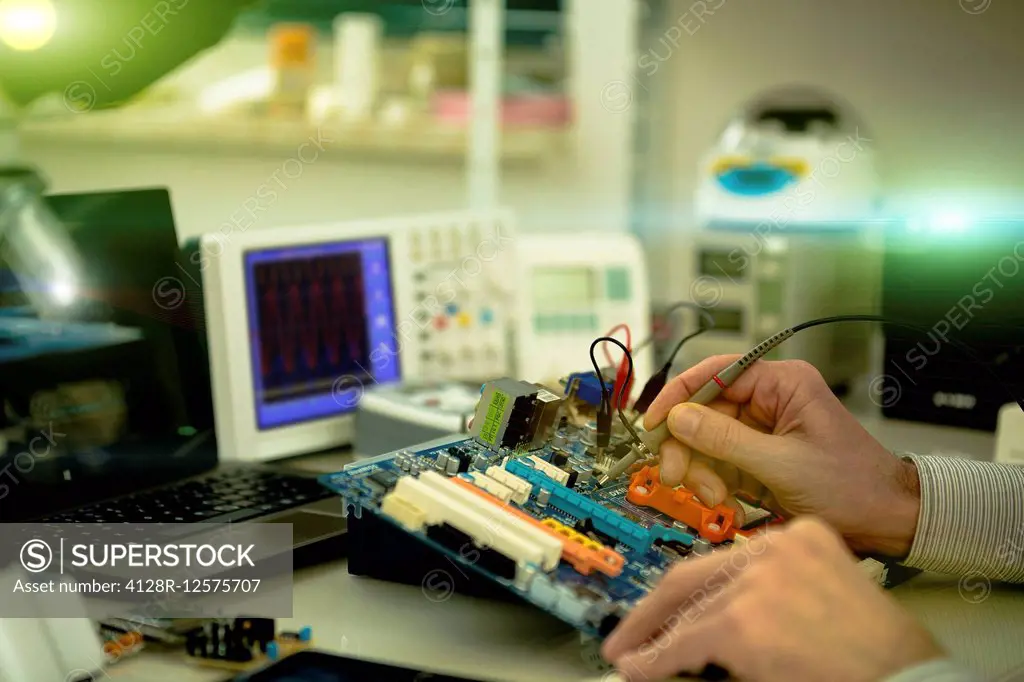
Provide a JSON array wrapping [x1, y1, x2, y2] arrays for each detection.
[[589, 336, 643, 445], [601, 324, 633, 410], [789, 314, 1024, 413], [632, 305, 717, 415], [633, 302, 716, 357], [596, 313, 1024, 487]]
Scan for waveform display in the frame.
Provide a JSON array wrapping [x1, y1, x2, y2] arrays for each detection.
[[253, 253, 370, 402]]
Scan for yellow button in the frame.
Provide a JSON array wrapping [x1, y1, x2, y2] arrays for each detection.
[[457, 312, 471, 328]]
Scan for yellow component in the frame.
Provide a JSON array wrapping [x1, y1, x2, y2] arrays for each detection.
[[380, 492, 427, 532], [768, 157, 810, 177], [709, 155, 809, 179], [541, 518, 602, 551], [709, 155, 751, 174], [456, 312, 471, 328]]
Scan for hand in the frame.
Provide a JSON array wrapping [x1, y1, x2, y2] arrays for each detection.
[[601, 518, 944, 682], [644, 356, 920, 557]]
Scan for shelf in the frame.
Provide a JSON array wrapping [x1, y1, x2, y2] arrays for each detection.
[[19, 110, 569, 165]]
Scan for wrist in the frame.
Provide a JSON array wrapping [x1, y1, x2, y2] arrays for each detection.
[[848, 459, 921, 558], [875, 459, 922, 558]]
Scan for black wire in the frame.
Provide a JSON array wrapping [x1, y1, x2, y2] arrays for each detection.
[[589, 336, 643, 442], [634, 302, 716, 356], [790, 314, 1024, 413]]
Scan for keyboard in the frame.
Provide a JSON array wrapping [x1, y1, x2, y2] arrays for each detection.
[[40, 470, 333, 525]]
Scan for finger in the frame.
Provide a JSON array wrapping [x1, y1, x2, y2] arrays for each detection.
[[657, 437, 691, 487], [659, 400, 738, 487], [644, 355, 742, 429], [712, 459, 740, 494], [737, 470, 765, 502], [666, 403, 784, 477], [681, 456, 729, 508], [602, 551, 736, 662], [723, 496, 746, 528], [614, 611, 730, 682]]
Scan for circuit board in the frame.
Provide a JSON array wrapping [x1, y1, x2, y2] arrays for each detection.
[[319, 376, 790, 638]]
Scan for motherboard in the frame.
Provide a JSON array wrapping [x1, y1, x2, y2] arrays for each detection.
[[321, 375, 796, 638], [320, 376, 889, 639]]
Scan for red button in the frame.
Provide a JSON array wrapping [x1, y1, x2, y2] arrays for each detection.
[[434, 316, 448, 330]]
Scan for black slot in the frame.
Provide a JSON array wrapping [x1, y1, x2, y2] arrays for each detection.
[[425, 523, 516, 580]]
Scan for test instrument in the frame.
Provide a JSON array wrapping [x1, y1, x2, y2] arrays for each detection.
[[198, 209, 515, 462]]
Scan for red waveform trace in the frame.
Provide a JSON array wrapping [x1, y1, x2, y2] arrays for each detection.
[[254, 254, 368, 383]]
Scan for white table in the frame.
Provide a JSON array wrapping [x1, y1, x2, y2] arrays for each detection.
[[113, 404, 1024, 682]]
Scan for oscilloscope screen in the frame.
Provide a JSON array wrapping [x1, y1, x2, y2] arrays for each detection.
[[244, 238, 399, 429]]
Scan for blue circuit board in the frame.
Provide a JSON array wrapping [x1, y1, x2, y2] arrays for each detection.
[[320, 429, 720, 638]]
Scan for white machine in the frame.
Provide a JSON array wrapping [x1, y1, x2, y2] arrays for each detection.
[[354, 381, 482, 456], [995, 402, 1024, 466], [695, 87, 879, 229], [684, 88, 882, 388], [200, 209, 515, 462], [681, 231, 880, 389], [512, 232, 651, 387]]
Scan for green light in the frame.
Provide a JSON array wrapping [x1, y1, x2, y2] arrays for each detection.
[[178, 426, 197, 437]]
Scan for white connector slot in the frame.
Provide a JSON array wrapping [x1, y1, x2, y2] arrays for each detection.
[[380, 492, 427, 532], [392, 473, 559, 573], [528, 455, 570, 486], [417, 472, 562, 570], [487, 465, 532, 504], [465, 472, 514, 503]]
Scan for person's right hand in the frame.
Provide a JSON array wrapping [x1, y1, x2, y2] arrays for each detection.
[[644, 356, 921, 557]]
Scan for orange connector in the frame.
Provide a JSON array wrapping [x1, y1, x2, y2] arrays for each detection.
[[451, 477, 625, 578], [626, 465, 736, 544]]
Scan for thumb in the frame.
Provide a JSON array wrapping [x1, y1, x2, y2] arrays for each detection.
[[666, 403, 780, 474]]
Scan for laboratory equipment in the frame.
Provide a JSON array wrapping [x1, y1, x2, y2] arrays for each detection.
[[198, 208, 516, 462], [355, 381, 482, 457], [512, 232, 651, 386], [684, 87, 882, 389]]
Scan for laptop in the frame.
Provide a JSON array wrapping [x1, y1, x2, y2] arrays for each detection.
[[0, 188, 346, 566]]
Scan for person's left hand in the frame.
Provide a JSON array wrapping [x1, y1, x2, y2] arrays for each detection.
[[601, 517, 943, 682]]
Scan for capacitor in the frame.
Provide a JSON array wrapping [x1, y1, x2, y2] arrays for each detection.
[[398, 457, 411, 472], [445, 457, 459, 476], [473, 455, 489, 470], [693, 538, 713, 556], [537, 488, 551, 507], [435, 453, 450, 471], [576, 470, 592, 486], [552, 434, 568, 449], [409, 463, 420, 475]]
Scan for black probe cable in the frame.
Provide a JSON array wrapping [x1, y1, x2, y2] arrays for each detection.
[[632, 304, 717, 415], [596, 313, 1024, 486], [589, 336, 643, 448]]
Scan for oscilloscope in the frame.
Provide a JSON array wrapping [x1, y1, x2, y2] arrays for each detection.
[[199, 209, 515, 462]]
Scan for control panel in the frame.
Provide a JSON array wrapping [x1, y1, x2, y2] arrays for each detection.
[[512, 232, 651, 386], [392, 210, 516, 383]]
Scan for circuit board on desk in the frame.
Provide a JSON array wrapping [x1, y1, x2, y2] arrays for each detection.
[[320, 376, 896, 639]]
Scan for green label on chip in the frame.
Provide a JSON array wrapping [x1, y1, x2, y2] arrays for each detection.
[[480, 390, 509, 446]]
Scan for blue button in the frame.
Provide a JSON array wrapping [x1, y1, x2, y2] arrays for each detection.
[[267, 641, 280, 661], [446, 303, 458, 315], [299, 626, 312, 642], [480, 308, 494, 324]]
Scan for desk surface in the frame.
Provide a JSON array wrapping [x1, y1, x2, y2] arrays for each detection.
[[115, 404, 1024, 682]]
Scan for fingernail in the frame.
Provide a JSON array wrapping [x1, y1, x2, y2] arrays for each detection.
[[698, 485, 718, 507], [668, 404, 702, 437]]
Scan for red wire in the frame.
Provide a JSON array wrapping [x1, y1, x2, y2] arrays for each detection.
[[601, 324, 632, 409]]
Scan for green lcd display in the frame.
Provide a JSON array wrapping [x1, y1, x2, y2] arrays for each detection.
[[532, 267, 596, 308]]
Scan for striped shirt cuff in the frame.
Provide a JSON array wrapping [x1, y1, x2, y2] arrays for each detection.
[[883, 659, 982, 682], [903, 455, 1024, 582]]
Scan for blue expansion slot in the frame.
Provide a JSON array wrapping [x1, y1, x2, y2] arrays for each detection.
[[505, 459, 694, 550]]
